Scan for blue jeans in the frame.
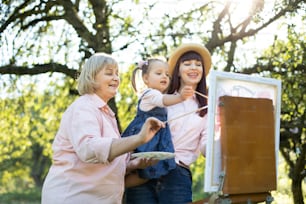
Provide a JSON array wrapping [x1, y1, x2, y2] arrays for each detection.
[[125, 165, 192, 204]]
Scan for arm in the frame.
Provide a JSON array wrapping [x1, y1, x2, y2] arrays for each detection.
[[125, 172, 148, 188], [125, 157, 158, 187], [108, 117, 165, 161], [141, 86, 193, 111], [162, 85, 193, 106], [68, 101, 164, 163]]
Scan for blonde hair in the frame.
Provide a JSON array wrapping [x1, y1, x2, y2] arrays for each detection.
[[77, 53, 118, 95]]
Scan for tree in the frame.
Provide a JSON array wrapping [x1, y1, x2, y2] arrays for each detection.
[[0, 78, 76, 190], [0, 0, 305, 202], [1, 0, 304, 79], [241, 27, 306, 204]]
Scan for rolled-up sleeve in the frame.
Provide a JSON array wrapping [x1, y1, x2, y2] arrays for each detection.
[[140, 89, 164, 111], [66, 101, 118, 164]]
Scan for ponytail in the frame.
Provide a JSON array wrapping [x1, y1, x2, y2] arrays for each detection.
[[131, 67, 142, 92]]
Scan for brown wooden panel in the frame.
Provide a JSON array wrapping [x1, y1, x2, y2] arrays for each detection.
[[219, 96, 276, 194]]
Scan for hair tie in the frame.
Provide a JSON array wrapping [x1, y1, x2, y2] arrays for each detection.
[[138, 60, 148, 69]]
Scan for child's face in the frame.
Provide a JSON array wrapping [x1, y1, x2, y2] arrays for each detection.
[[179, 59, 203, 88], [143, 61, 170, 93]]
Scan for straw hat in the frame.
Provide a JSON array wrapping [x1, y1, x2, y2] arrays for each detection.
[[168, 43, 211, 76]]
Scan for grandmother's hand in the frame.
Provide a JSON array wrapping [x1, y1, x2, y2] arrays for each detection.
[[126, 157, 159, 173], [138, 117, 165, 144]]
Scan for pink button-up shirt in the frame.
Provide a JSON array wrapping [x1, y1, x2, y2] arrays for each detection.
[[167, 95, 208, 166], [42, 94, 127, 204]]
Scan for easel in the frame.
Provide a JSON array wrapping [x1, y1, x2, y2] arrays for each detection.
[[215, 172, 274, 204], [192, 96, 277, 204], [216, 96, 277, 204]]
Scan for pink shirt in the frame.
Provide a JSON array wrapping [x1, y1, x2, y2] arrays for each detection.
[[139, 88, 165, 111], [42, 94, 127, 204], [167, 95, 208, 166]]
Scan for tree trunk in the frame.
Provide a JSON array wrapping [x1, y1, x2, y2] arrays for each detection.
[[292, 174, 304, 204], [108, 98, 121, 132], [31, 144, 51, 187]]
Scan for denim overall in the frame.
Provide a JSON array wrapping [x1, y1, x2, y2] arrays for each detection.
[[121, 90, 176, 179]]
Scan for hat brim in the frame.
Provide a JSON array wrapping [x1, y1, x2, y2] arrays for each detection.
[[168, 43, 211, 77]]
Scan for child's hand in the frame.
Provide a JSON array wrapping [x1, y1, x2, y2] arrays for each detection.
[[179, 85, 194, 100]]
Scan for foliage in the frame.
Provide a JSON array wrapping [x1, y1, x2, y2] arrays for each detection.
[[0, 188, 41, 204], [0, 75, 76, 192], [117, 64, 138, 132], [241, 27, 306, 203], [268, 30, 305, 204], [190, 156, 211, 201]]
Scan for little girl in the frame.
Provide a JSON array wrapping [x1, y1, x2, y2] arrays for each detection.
[[122, 58, 193, 188]]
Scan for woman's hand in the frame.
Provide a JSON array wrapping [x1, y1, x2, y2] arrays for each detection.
[[126, 157, 159, 173]]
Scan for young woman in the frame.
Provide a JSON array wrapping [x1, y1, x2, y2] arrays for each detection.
[[41, 53, 164, 204], [122, 58, 193, 188], [124, 43, 212, 204]]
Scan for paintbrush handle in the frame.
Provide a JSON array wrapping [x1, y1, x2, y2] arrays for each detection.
[[194, 91, 208, 99], [164, 105, 208, 124]]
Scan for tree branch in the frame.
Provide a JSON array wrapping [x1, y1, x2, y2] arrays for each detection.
[[0, 63, 78, 79], [89, 0, 112, 52], [240, 63, 306, 74], [280, 147, 294, 169], [224, 41, 237, 72], [0, 1, 32, 32], [56, 0, 96, 49], [22, 15, 64, 29], [206, 0, 305, 52], [212, 1, 231, 42], [0, 1, 62, 32]]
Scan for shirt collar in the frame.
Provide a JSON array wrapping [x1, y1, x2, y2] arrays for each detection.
[[89, 94, 115, 117]]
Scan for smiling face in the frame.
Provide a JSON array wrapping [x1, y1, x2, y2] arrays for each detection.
[[179, 59, 203, 89], [94, 65, 120, 102], [143, 61, 170, 93]]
